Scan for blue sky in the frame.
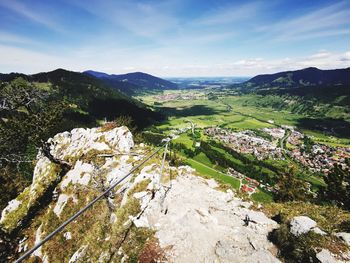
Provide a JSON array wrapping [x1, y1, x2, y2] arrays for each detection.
[[0, 0, 350, 77]]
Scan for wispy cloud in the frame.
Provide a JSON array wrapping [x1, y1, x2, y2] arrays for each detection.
[[0, 0, 64, 32], [258, 1, 350, 41], [194, 2, 262, 26], [166, 50, 350, 76], [340, 52, 350, 61], [71, 0, 179, 38]]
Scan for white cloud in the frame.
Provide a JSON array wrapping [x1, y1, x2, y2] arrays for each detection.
[[0, 43, 349, 77], [156, 50, 350, 76], [309, 51, 332, 59], [340, 52, 350, 61]]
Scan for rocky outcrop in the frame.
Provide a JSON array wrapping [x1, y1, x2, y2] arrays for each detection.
[[290, 216, 317, 236], [316, 249, 339, 263], [2, 126, 282, 262], [0, 126, 134, 233], [47, 126, 134, 163], [335, 232, 350, 246]]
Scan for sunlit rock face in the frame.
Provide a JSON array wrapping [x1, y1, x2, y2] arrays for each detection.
[[1, 126, 282, 262], [48, 126, 134, 163], [0, 126, 134, 233]]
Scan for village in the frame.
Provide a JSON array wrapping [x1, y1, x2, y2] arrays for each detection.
[[154, 92, 199, 102], [287, 132, 350, 174], [204, 126, 350, 175], [204, 127, 284, 160]]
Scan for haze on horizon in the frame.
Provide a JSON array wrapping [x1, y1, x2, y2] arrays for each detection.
[[0, 0, 350, 77]]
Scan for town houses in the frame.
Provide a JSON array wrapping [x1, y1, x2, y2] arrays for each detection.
[[262, 127, 285, 139], [205, 127, 283, 160], [204, 126, 349, 174], [289, 143, 350, 174], [155, 92, 198, 102]]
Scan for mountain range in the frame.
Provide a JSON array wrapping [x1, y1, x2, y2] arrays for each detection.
[[84, 70, 178, 95]]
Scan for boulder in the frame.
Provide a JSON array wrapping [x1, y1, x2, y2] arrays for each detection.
[[316, 249, 338, 263], [207, 178, 219, 188], [290, 216, 317, 236], [335, 232, 350, 246]]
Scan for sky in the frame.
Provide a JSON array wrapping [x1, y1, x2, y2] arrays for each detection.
[[0, 0, 350, 77]]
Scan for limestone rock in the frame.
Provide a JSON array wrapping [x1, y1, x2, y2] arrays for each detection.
[[312, 227, 327, 236], [69, 245, 88, 263], [64, 232, 72, 240], [136, 173, 280, 262], [48, 126, 134, 162], [316, 249, 338, 263], [290, 216, 317, 236], [207, 178, 219, 188], [335, 232, 350, 246], [53, 194, 70, 217], [0, 199, 21, 224], [0, 126, 134, 233]]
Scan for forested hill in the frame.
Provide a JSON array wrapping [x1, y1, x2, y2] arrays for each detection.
[[246, 67, 350, 88], [84, 70, 178, 94], [231, 67, 350, 104], [228, 67, 350, 126], [0, 68, 162, 128]]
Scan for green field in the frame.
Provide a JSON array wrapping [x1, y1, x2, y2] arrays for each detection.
[[193, 152, 212, 167], [251, 188, 274, 203], [173, 133, 194, 148]]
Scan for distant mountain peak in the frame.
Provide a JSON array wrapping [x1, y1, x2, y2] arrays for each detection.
[[83, 70, 178, 94]]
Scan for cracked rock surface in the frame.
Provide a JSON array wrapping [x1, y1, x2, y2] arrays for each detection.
[[135, 174, 280, 263]]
